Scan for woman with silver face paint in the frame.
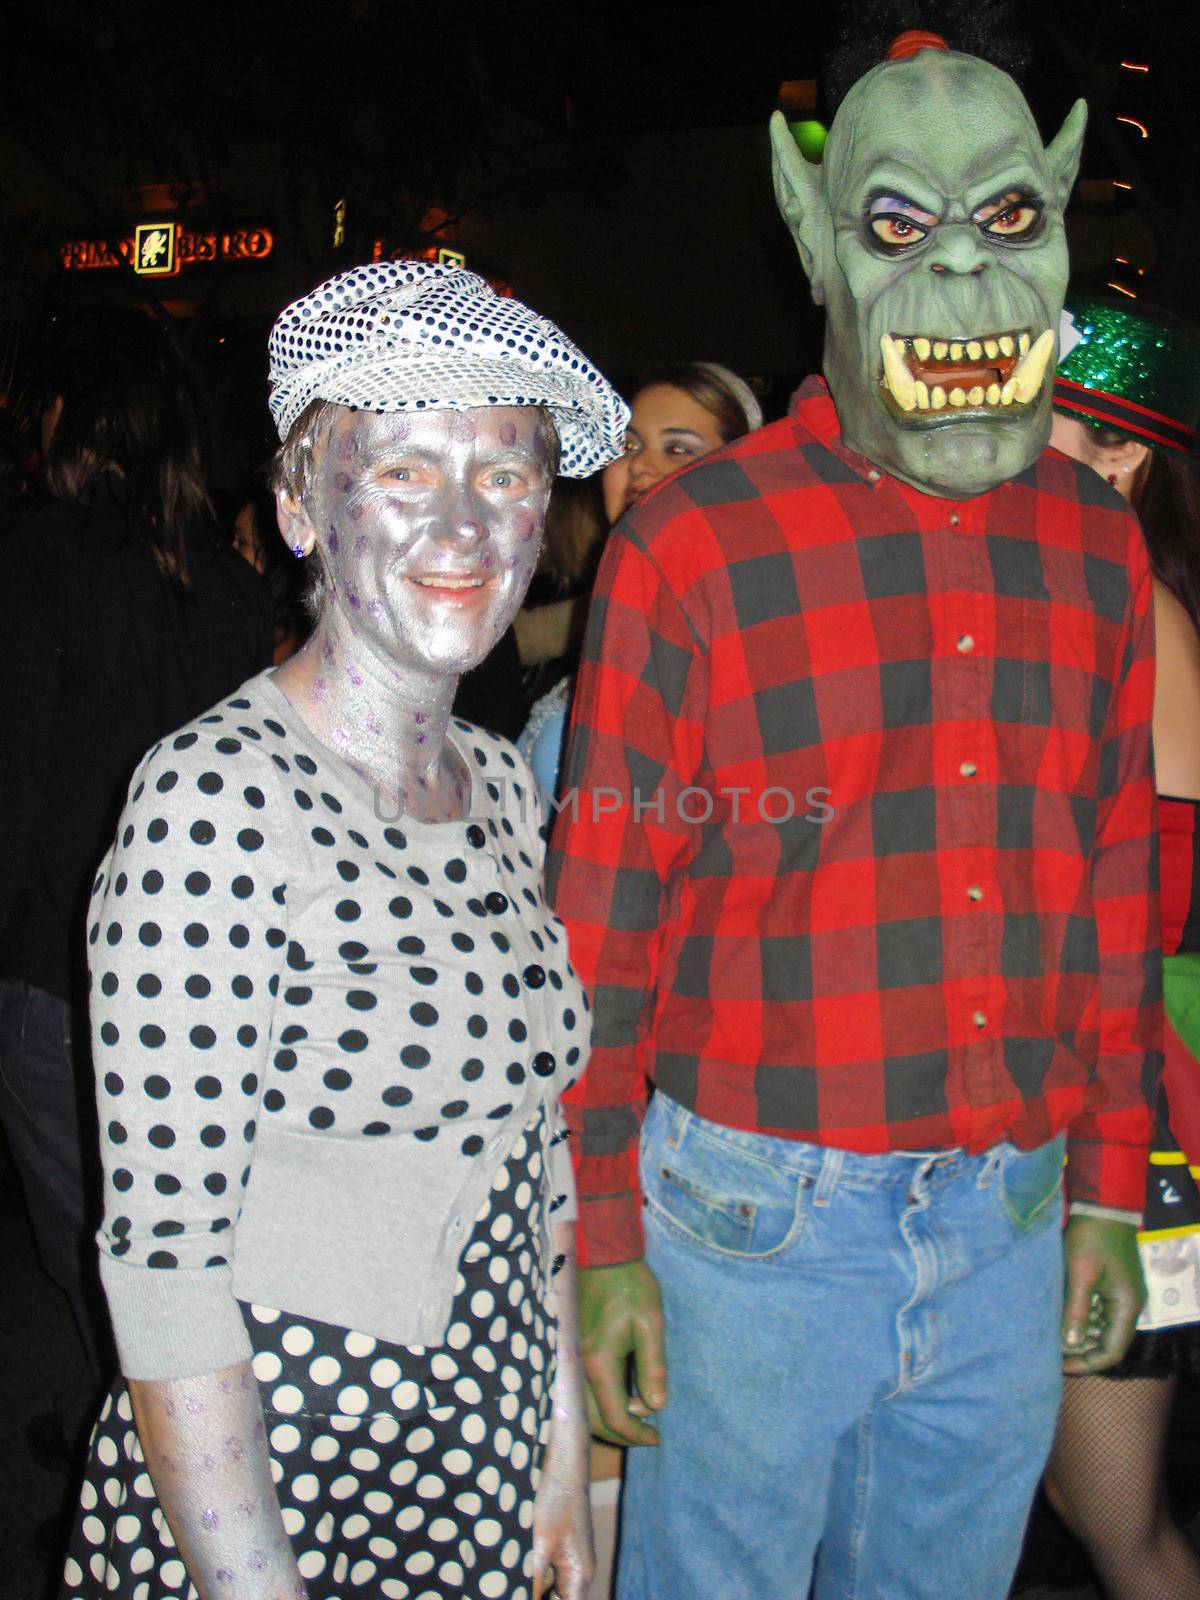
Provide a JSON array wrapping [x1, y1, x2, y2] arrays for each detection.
[[61, 263, 629, 1600]]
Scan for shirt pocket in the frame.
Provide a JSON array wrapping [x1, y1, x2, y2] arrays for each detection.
[[1010, 587, 1119, 744]]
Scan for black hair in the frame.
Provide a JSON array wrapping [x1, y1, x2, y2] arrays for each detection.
[[635, 363, 760, 445], [1133, 454, 1200, 632], [822, 0, 1032, 115], [35, 309, 214, 588]]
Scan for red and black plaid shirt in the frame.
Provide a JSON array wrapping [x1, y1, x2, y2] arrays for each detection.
[[547, 380, 1161, 1267]]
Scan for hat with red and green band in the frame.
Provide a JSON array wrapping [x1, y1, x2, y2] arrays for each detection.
[[1054, 295, 1200, 457]]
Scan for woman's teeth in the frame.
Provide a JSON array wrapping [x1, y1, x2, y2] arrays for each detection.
[[411, 575, 485, 589], [880, 328, 1052, 413]]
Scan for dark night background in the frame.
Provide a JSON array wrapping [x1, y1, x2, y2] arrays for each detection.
[[0, 0, 1198, 488], [1, 1, 1199, 1594]]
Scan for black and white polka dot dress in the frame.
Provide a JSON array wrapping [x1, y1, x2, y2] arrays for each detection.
[[61, 672, 587, 1600], [63, 1117, 556, 1599]]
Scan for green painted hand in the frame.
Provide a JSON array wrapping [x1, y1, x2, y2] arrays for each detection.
[[1061, 1216, 1145, 1374], [578, 1261, 667, 1447]]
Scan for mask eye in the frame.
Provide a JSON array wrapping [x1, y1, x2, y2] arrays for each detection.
[[869, 214, 930, 250], [976, 194, 1043, 241]]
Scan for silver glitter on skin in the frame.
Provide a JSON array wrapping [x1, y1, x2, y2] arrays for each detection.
[[129, 1365, 308, 1596], [274, 406, 552, 823]]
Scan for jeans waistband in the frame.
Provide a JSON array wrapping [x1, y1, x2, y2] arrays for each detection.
[[650, 1092, 1046, 1193]]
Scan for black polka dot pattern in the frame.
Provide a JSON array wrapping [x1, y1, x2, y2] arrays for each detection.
[[63, 1122, 555, 1599], [266, 260, 629, 481], [87, 674, 586, 1379]]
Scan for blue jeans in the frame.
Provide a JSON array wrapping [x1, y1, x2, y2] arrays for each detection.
[[617, 1093, 1065, 1600]]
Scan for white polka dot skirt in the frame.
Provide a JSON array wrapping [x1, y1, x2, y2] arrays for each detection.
[[61, 1119, 555, 1599]]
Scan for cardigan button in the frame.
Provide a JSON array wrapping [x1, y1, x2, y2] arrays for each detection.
[[485, 891, 509, 914], [532, 1052, 557, 1077], [522, 964, 546, 988]]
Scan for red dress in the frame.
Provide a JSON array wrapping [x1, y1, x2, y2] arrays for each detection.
[[1105, 795, 1200, 1375]]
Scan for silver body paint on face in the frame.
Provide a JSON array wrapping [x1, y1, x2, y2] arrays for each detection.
[[274, 406, 553, 822]]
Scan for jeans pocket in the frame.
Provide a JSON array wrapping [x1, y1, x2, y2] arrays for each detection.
[[641, 1118, 805, 1259], [999, 1135, 1066, 1231]]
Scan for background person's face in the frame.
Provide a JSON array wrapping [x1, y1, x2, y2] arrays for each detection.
[[602, 384, 726, 523], [232, 501, 267, 573]]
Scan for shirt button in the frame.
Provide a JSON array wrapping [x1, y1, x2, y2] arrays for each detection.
[[868, 468, 880, 481], [522, 964, 546, 988], [949, 512, 960, 528], [466, 824, 487, 849], [957, 634, 975, 654], [959, 760, 977, 778], [967, 885, 983, 902], [532, 1052, 557, 1077], [485, 891, 509, 914], [972, 1009, 988, 1029]]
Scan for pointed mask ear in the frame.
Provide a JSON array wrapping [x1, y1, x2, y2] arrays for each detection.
[[770, 110, 832, 305], [1045, 99, 1088, 209]]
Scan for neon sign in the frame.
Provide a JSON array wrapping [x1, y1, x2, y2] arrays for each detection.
[[60, 223, 275, 275], [134, 222, 176, 276]]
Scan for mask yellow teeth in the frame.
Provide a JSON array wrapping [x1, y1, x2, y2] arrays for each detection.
[[880, 333, 917, 411], [1010, 328, 1056, 404], [881, 326, 1055, 414]]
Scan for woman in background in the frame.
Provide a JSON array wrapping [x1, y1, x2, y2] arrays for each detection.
[[519, 362, 762, 814], [514, 476, 608, 710], [1045, 295, 1200, 1600], [0, 310, 270, 1474]]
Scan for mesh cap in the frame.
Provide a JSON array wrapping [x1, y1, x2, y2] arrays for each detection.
[[268, 260, 629, 477]]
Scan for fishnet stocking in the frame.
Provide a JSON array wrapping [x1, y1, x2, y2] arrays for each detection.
[[1045, 1373, 1200, 1600]]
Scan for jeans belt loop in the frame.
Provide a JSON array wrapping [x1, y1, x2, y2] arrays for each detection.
[[813, 1146, 843, 1208], [666, 1101, 689, 1151], [977, 1146, 1005, 1189]]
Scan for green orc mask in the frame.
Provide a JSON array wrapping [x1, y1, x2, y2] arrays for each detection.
[[771, 48, 1087, 498]]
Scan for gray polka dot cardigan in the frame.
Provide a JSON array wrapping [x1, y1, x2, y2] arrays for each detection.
[[88, 672, 585, 1380]]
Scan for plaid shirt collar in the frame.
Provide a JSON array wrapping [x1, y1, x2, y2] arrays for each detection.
[[789, 375, 1041, 531], [788, 376, 883, 485]]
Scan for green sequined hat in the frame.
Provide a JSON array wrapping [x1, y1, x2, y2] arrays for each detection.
[[1055, 296, 1200, 457]]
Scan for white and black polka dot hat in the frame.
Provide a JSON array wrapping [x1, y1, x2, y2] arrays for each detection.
[[268, 260, 629, 478]]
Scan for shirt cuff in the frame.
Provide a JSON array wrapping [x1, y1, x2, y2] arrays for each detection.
[[100, 1255, 253, 1381], [1064, 1135, 1148, 1213], [576, 1189, 645, 1268], [1068, 1202, 1142, 1228]]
